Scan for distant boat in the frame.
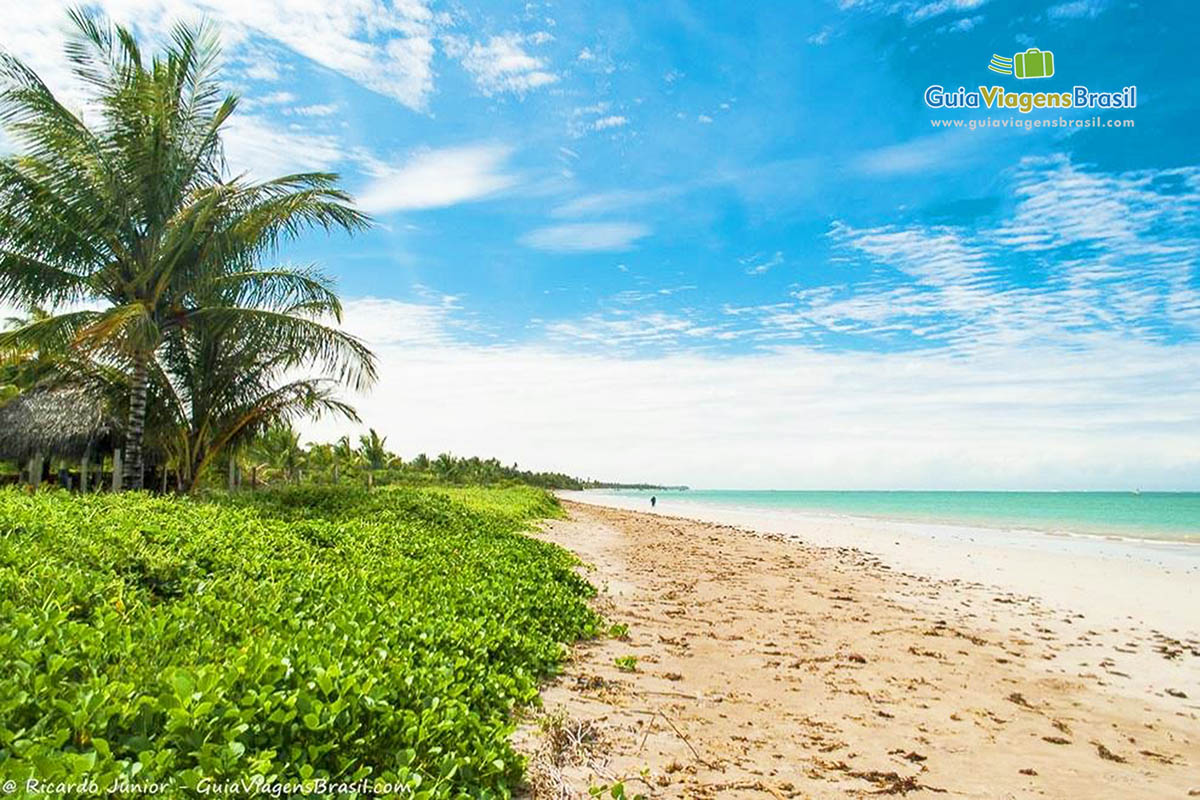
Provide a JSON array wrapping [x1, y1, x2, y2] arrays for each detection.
[[1132, 488, 1142, 495]]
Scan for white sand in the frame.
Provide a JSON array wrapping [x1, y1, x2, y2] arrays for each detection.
[[521, 500, 1200, 798], [560, 490, 1200, 701]]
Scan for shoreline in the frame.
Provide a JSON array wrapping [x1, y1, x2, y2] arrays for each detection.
[[560, 491, 1200, 646], [518, 500, 1199, 799], [570, 490, 1200, 545]]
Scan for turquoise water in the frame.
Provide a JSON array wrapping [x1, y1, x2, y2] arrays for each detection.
[[596, 490, 1200, 543]]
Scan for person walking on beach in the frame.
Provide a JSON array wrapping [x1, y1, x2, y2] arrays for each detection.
[[650, 495, 657, 508]]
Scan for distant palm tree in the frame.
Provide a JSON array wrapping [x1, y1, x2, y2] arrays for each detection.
[[358, 429, 390, 470], [0, 11, 373, 489], [434, 452, 457, 481], [358, 428, 395, 487], [247, 424, 303, 485], [332, 435, 357, 483], [0, 308, 49, 407]]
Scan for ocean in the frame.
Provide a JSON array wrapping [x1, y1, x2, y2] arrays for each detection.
[[586, 490, 1200, 543]]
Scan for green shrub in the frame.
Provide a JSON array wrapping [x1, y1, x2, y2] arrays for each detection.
[[0, 485, 597, 797]]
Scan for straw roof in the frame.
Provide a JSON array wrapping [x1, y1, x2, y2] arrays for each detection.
[[0, 385, 120, 462]]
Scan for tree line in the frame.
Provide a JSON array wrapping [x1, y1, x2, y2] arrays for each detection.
[[222, 426, 598, 491]]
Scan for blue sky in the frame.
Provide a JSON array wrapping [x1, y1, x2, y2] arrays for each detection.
[[4, 0, 1200, 488]]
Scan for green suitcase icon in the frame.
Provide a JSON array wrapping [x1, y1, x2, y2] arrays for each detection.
[[1013, 48, 1054, 79]]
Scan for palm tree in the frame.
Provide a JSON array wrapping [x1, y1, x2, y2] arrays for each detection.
[[0, 11, 372, 489], [0, 308, 48, 407], [246, 423, 304, 486], [358, 428, 394, 487], [434, 452, 457, 481], [155, 266, 368, 491], [331, 435, 357, 483]]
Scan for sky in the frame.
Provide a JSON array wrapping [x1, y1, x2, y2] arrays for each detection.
[[2, 0, 1199, 489]]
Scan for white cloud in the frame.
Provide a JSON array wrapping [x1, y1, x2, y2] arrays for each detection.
[[839, 0, 989, 24], [740, 251, 785, 275], [854, 129, 999, 176], [592, 115, 628, 131], [545, 311, 718, 349], [568, 103, 631, 137], [943, 15, 982, 31], [308, 299, 1200, 490], [520, 222, 650, 253], [1048, 0, 1106, 19], [444, 33, 558, 96], [340, 296, 459, 347], [807, 28, 832, 45], [907, 0, 986, 22], [256, 91, 297, 106], [222, 114, 349, 178], [740, 156, 1200, 355], [0, 1, 441, 111], [291, 103, 339, 117], [356, 143, 518, 213], [553, 186, 684, 218], [240, 54, 285, 82], [697, 114, 714, 124]]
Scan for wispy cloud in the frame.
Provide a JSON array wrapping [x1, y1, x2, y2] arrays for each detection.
[[222, 114, 350, 178], [311, 296, 1200, 490], [740, 251, 785, 275], [592, 115, 628, 131], [907, 0, 987, 23], [356, 144, 519, 213], [520, 222, 650, 252], [838, 0, 988, 23], [568, 103, 632, 137], [1048, 0, 1107, 19], [807, 27, 833, 45], [544, 310, 720, 349], [1, 1, 443, 111], [444, 32, 558, 95], [290, 103, 339, 117], [853, 129, 1001, 177], [735, 155, 1200, 355], [552, 186, 683, 218]]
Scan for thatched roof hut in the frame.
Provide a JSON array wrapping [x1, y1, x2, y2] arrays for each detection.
[[0, 385, 121, 462]]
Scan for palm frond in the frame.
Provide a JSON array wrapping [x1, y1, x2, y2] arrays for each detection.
[[181, 307, 377, 390]]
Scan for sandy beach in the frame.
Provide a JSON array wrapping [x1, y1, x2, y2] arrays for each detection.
[[516, 499, 1200, 799]]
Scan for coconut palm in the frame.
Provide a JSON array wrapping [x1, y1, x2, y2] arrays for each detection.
[[246, 423, 304, 485], [154, 263, 367, 490], [434, 452, 457, 481], [0, 10, 373, 489], [358, 429, 392, 470], [331, 435, 358, 483], [357, 428, 395, 487]]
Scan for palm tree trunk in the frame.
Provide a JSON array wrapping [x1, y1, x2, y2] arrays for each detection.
[[111, 449, 123, 491], [123, 352, 150, 490], [29, 453, 43, 490]]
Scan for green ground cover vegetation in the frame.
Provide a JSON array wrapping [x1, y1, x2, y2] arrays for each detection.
[[0, 485, 598, 797]]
